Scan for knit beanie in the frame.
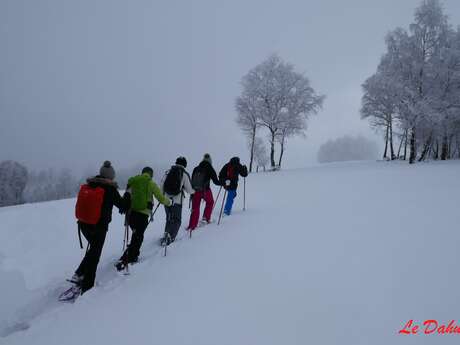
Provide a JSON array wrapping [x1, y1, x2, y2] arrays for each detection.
[[99, 160, 116, 180], [203, 153, 212, 165], [175, 156, 187, 168]]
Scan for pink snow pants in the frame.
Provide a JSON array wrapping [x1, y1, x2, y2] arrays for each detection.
[[188, 189, 214, 230]]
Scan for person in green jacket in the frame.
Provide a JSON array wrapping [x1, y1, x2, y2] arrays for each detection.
[[116, 166, 170, 271]]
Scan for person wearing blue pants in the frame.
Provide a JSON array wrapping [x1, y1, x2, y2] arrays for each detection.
[[219, 157, 248, 216], [224, 189, 237, 215]]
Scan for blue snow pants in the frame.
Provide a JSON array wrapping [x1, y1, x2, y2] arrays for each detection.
[[224, 189, 237, 215]]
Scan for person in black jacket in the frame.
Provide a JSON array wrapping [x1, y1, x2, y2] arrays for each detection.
[[218, 156, 248, 216], [187, 153, 221, 230], [72, 161, 126, 295]]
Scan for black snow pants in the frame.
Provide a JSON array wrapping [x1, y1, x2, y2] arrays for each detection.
[[164, 204, 182, 241], [75, 222, 108, 293], [120, 211, 150, 263]]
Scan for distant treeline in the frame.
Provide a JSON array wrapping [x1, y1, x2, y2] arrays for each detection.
[[0, 160, 168, 207]]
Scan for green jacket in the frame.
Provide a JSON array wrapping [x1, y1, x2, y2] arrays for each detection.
[[128, 173, 171, 216]]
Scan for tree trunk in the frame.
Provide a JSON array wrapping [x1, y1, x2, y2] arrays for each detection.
[[396, 130, 406, 159], [389, 116, 395, 160], [278, 135, 285, 168], [418, 135, 432, 162], [270, 130, 276, 168], [433, 140, 439, 160], [409, 126, 416, 164], [456, 136, 460, 159], [248, 125, 256, 173], [403, 131, 408, 161], [256, 166, 259, 173], [448, 135, 454, 159], [383, 122, 389, 159], [441, 135, 448, 160]]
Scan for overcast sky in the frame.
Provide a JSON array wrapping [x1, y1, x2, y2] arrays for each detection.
[[1, 0, 460, 174]]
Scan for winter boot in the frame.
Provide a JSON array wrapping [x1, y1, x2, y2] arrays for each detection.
[[67, 273, 84, 285]]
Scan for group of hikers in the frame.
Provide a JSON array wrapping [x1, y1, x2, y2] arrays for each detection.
[[60, 154, 248, 301]]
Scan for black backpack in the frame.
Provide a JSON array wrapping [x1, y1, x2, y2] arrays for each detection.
[[163, 166, 184, 196], [191, 166, 206, 192]]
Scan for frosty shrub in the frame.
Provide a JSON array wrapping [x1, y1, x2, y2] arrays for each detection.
[[0, 160, 28, 207], [317, 136, 379, 163]]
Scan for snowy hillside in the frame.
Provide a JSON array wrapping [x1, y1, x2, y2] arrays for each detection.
[[1, 161, 460, 345]]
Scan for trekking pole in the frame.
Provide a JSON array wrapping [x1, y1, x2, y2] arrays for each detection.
[[163, 233, 171, 257], [77, 222, 83, 249], [243, 177, 246, 211], [149, 203, 160, 223], [123, 211, 130, 275], [211, 186, 222, 217], [218, 190, 227, 225]]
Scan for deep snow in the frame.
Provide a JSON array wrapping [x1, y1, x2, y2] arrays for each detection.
[[1, 161, 460, 345]]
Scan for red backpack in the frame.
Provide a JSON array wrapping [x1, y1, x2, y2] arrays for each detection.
[[227, 165, 235, 180], [75, 184, 105, 225]]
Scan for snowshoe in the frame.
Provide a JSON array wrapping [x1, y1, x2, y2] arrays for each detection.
[[199, 218, 213, 226], [160, 234, 172, 247], [115, 260, 127, 272], [58, 285, 81, 303]]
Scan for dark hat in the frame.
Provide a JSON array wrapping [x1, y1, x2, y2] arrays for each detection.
[[203, 153, 212, 164], [175, 156, 187, 168], [100, 160, 115, 180], [230, 157, 240, 165], [142, 166, 154, 178]]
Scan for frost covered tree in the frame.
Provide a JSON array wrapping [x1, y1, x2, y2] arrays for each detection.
[[23, 167, 79, 203], [252, 137, 269, 172], [362, 0, 460, 163], [236, 54, 324, 169], [361, 63, 400, 160], [0, 160, 28, 207], [276, 110, 308, 167], [236, 92, 259, 173], [56, 168, 79, 199]]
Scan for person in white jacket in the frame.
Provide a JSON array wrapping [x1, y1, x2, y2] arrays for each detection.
[[161, 156, 194, 245]]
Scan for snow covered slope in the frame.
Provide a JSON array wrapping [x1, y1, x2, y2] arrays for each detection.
[[1, 161, 460, 345]]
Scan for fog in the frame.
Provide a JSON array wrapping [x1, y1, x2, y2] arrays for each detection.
[[317, 135, 379, 163], [1, 0, 460, 174]]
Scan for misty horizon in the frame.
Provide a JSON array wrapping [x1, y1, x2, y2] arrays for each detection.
[[2, 0, 460, 175]]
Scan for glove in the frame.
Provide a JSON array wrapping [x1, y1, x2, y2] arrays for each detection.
[[120, 192, 131, 214], [225, 180, 231, 187]]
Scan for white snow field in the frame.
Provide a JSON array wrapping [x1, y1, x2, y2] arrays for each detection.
[[1, 161, 460, 345]]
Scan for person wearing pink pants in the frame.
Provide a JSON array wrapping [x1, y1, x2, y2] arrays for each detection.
[[188, 154, 221, 230]]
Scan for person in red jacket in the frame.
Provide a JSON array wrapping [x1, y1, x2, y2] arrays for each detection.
[[188, 154, 221, 230], [60, 161, 127, 301], [219, 157, 248, 216]]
